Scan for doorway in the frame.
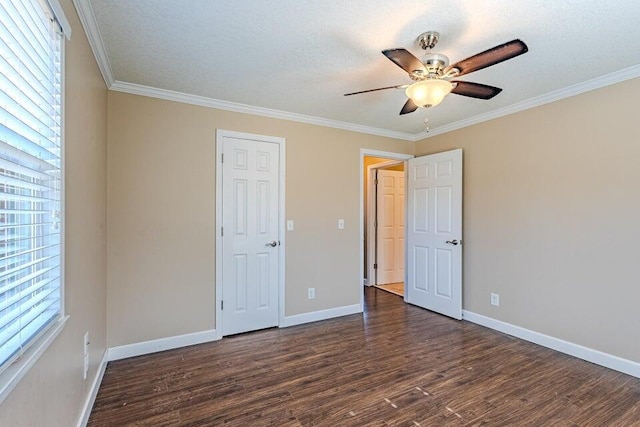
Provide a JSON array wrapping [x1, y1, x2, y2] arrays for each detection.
[[360, 150, 413, 307], [368, 161, 405, 296], [359, 148, 463, 320]]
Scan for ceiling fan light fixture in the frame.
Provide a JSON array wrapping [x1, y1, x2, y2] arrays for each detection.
[[405, 79, 453, 108]]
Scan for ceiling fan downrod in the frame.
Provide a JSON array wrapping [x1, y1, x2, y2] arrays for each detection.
[[416, 31, 449, 77]]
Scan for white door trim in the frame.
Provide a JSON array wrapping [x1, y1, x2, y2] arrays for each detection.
[[360, 149, 413, 311], [366, 160, 404, 287], [215, 129, 286, 339]]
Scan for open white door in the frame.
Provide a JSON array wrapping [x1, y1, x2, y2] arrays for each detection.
[[376, 170, 405, 285], [406, 149, 462, 320]]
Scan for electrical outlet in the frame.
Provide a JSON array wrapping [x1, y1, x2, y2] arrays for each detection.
[[287, 220, 294, 231], [308, 287, 315, 299], [83, 332, 90, 380], [338, 219, 345, 229], [490, 293, 500, 307]]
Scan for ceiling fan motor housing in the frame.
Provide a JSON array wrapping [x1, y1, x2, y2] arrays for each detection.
[[421, 53, 449, 77]]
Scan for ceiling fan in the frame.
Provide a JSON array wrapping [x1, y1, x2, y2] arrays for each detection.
[[344, 32, 528, 115]]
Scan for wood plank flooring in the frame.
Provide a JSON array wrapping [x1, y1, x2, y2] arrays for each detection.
[[375, 282, 404, 297], [89, 288, 640, 426]]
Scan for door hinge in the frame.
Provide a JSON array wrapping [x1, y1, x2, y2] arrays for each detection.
[[221, 153, 224, 163], [221, 300, 223, 310], [374, 263, 377, 269], [221, 227, 224, 236], [374, 179, 378, 185]]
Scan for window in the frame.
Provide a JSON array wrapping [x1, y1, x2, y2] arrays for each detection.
[[0, 0, 66, 377]]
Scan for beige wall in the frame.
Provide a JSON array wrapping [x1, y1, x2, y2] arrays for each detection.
[[382, 164, 404, 172], [415, 77, 640, 363], [1, 3, 636, 422], [0, 0, 108, 425], [106, 92, 414, 347]]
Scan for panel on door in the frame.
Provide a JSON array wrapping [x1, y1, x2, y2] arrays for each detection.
[[376, 170, 405, 285], [406, 149, 462, 320], [222, 136, 280, 335]]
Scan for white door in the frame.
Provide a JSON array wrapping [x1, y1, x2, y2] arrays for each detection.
[[221, 135, 280, 335], [406, 149, 462, 320], [376, 170, 405, 284]]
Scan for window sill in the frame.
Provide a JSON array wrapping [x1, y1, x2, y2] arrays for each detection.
[[0, 315, 69, 404]]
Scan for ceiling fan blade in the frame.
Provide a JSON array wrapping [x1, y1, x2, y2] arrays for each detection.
[[400, 98, 418, 115], [382, 48, 427, 76], [451, 81, 502, 99], [446, 39, 528, 77], [344, 84, 406, 96]]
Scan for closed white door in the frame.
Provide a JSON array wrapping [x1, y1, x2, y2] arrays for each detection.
[[406, 149, 462, 320], [376, 170, 405, 284], [221, 135, 280, 335]]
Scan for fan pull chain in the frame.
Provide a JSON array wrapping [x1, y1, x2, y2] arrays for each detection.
[[424, 114, 430, 132]]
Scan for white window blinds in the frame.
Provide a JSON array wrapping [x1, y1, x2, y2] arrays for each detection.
[[0, 0, 63, 371]]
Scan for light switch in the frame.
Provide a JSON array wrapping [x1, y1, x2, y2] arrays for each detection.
[[287, 220, 294, 231], [338, 219, 345, 229]]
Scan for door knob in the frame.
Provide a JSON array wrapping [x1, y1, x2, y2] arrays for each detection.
[[445, 239, 459, 245], [265, 240, 278, 247]]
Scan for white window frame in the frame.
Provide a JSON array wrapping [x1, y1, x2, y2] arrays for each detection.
[[0, 0, 71, 404]]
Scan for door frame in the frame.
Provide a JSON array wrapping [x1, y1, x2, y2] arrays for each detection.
[[360, 149, 413, 310], [366, 160, 404, 287], [215, 129, 286, 339]]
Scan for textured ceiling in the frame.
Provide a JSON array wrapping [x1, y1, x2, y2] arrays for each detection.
[[89, 0, 640, 137]]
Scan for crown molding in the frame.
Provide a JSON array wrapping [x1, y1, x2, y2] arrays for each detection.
[[68, 1, 639, 142], [68, 1, 412, 140], [72, 0, 114, 87], [415, 64, 640, 141], [109, 65, 640, 143], [109, 81, 416, 141]]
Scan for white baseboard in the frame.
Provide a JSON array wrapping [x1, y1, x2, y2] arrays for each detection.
[[76, 349, 108, 427], [462, 310, 640, 379], [107, 329, 219, 361], [280, 304, 362, 328], [106, 305, 362, 361]]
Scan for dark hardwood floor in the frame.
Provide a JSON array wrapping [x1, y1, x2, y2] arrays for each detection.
[[89, 288, 640, 426]]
